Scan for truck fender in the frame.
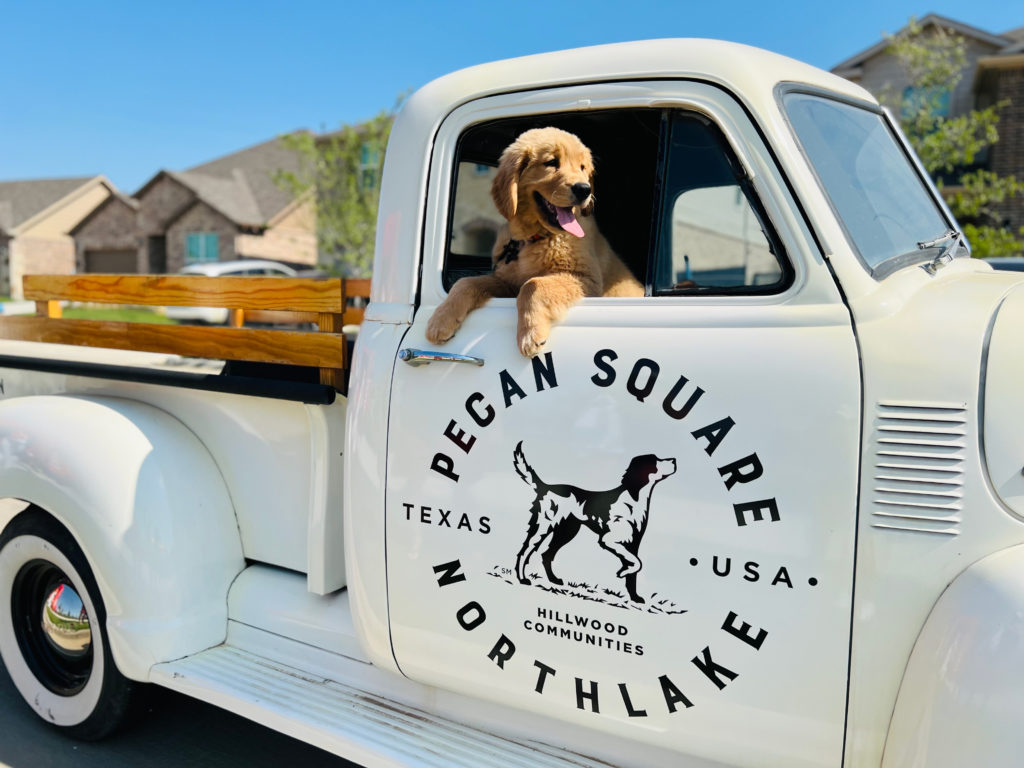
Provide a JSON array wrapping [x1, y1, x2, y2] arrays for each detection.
[[882, 543, 1024, 767], [0, 395, 245, 680]]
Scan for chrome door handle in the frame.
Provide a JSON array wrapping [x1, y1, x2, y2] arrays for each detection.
[[398, 348, 485, 367]]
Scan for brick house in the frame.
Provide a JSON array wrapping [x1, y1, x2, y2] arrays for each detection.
[[831, 14, 1024, 232], [72, 135, 317, 276], [0, 176, 115, 298]]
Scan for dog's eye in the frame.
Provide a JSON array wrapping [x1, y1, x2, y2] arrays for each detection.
[[544, 158, 560, 169]]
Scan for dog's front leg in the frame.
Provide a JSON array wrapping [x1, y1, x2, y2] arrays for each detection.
[[516, 273, 590, 357], [426, 274, 513, 344], [598, 537, 645, 602], [606, 545, 645, 604], [623, 572, 645, 604]]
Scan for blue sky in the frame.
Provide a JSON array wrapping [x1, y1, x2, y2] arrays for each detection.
[[1, 1, 1017, 193]]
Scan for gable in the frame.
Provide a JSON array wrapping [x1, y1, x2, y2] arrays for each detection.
[[72, 195, 139, 247], [184, 135, 306, 223], [135, 173, 197, 234]]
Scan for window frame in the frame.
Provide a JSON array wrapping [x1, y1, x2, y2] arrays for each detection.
[[422, 81, 821, 311]]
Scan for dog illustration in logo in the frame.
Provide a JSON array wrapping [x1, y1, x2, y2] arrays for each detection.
[[512, 442, 677, 603]]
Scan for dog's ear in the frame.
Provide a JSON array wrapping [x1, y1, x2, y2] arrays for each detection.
[[492, 143, 530, 220], [580, 169, 596, 217], [621, 455, 657, 500]]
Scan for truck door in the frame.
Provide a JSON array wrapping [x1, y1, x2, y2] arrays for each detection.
[[385, 82, 860, 767]]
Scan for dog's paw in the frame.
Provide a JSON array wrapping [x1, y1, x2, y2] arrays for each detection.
[[629, 593, 646, 605], [518, 577, 532, 586], [425, 308, 460, 345], [517, 325, 548, 357]]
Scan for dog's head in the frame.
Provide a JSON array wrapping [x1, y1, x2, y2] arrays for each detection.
[[491, 127, 596, 239], [621, 455, 677, 501]]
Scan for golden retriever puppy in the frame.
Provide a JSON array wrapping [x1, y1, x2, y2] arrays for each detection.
[[426, 127, 643, 357]]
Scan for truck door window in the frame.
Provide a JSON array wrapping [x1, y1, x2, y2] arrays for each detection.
[[652, 114, 790, 294], [443, 108, 791, 295]]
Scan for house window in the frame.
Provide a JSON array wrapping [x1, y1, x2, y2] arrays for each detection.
[[359, 143, 381, 190], [185, 233, 219, 264], [901, 86, 951, 120]]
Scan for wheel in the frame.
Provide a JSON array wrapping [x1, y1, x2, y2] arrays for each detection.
[[0, 508, 136, 740]]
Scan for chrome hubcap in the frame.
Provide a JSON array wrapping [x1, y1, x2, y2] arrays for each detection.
[[11, 559, 94, 695], [41, 583, 91, 658]]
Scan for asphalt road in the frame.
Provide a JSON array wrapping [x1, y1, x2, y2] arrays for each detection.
[[0, 667, 361, 768]]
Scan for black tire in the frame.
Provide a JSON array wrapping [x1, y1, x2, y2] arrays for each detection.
[[0, 508, 136, 740]]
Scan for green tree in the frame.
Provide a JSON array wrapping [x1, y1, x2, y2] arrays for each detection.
[[275, 102, 400, 277], [886, 19, 1024, 258]]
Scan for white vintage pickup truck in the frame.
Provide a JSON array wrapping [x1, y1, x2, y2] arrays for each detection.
[[1, 38, 1022, 768]]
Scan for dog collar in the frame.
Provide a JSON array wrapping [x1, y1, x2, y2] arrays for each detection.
[[495, 234, 546, 267], [496, 239, 522, 266]]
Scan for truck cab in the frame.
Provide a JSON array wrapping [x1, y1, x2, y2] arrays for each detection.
[[2, 39, 1024, 768]]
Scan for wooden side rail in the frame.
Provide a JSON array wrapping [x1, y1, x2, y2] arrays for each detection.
[[23, 274, 347, 311], [238, 278, 370, 328], [2, 274, 372, 391]]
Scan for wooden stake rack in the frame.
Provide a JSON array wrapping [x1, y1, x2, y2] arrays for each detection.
[[0, 274, 371, 391]]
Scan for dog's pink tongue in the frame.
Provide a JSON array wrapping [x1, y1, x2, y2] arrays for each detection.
[[556, 206, 585, 238]]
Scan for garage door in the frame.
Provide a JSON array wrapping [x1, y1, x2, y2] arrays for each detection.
[[85, 249, 137, 273]]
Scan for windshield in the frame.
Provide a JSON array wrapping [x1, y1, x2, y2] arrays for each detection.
[[782, 91, 952, 276]]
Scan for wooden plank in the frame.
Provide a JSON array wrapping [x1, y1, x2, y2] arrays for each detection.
[[316, 313, 343, 334], [340, 277, 369, 329], [341, 307, 365, 326], [316, 312, 345, 388], [343, 278, 371, 299], [35, 300, 61, 319], [23, 274, 345, 312], [319, 368, 341, 389], [0, 316, 345, 368], [240, 310, 319, 325]]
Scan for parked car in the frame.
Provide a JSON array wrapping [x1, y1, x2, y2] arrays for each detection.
[[164, 259, 298, 324], [982, 256, 1024, 272]]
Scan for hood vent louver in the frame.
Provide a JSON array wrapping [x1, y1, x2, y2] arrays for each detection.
[[871, 401, 966, 537]]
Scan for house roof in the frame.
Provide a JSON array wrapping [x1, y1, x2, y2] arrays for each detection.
[[68, 190, 139, 236], [831, 13, 1014, 73], [175, 134, 308, 227], [1003, 26, 1024, 44], [0, 176, 102, 234], [168, 169, 264, 227]]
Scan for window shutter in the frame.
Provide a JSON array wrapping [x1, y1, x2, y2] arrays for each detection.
[[205, 233, 219, 262]]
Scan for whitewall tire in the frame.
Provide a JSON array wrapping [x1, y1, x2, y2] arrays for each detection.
[[0, 509, 135, 740]]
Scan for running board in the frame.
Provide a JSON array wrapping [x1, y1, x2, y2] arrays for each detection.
[[151, 646, 612, 768]]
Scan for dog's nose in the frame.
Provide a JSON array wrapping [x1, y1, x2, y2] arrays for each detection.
[[571, 182, 592, 203]]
